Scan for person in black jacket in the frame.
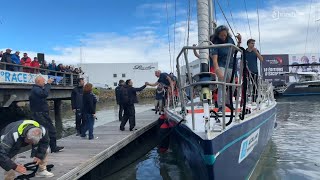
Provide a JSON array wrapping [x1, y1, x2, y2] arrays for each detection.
[[115, 80, 125, 121], [0, 120, 54, 178], [119, 79, 147, 131], [0, 49, 13, 71], [81, 83, 97, 140], [71, 78, 84, 136], [29, 76, 64, 153]]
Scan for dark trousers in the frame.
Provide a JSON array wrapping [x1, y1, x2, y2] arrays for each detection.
[[33, 112, 57, 149], [81, 114, 95, 139], [75, 109, 82, 133], [250, 72, 258, 102], [118, 104, 124, 121], [120, 104, 135, 130]]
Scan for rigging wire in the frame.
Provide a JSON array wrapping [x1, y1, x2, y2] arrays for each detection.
[[243, 0, 252, 38], [165, 0, 172, 72], [256, 0, 262, 52], [304, 0, 313, 55], [173, 0, 177, 74], [216, 0, 238, 42], [186, 0, 191, 47], [226, 0, 238, 33]]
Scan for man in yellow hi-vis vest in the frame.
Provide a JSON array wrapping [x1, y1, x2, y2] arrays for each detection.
[[0, 120, 54, 179]]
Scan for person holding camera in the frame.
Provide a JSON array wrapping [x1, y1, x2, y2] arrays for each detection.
[[81, 83, 97, 140], [29, 76, 64, 153]]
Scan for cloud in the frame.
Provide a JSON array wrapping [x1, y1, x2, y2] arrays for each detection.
[[220, 1, 320, 55], [5, 0, 320, 75]]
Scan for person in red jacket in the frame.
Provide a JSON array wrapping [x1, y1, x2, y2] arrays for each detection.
[[31, 57, 40, 74], [20, 53, 32, 73]]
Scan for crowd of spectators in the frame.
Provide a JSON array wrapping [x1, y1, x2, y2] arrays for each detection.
[[0, 48, 83, 75]]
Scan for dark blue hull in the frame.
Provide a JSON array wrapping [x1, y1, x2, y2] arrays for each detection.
[[169, 106, 277, 180]]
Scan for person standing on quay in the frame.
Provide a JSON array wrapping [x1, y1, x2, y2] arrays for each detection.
[[115, 80, 125, 121], [119, 79, 147, 131], [29, 76, 64, 153], [71, 78, 84, 136], [81, 83, 97, 140]]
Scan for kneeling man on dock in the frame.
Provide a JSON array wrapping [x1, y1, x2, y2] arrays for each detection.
[[0, 120, 54, 179], [119, 79, 147, 131]]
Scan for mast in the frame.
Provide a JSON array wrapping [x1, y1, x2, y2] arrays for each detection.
[[197, 0, 211, 100], [208, 0, 214, 36]]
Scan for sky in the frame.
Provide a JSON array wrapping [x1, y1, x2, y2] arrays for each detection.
[[1, 0, 320, 72]]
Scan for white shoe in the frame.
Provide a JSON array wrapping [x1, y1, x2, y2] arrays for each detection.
[[35, 170, 54, 178]]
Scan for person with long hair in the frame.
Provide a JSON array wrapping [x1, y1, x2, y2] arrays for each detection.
[[81, 83, 97, 140], [210, 25, 241, 110]]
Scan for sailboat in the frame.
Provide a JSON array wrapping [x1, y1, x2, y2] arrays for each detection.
[[164, 0, 277, 179]]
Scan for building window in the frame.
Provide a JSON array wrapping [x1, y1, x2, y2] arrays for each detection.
[[114, 82, 117, 86], [113, 74, 117, 78], [122, 73, 126, 78]]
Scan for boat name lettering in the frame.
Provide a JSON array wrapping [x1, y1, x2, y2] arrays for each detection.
[[238, 128, 260, 163], [133, 65, 155, 70]]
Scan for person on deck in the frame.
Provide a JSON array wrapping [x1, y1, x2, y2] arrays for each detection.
[[155, 84, 165, 115], [115, 80, 125, 122], [71, 78, 84, 136], [119, 80, 147, 131], [146, 70, 174, 106], [245, 38, 263, 103], [81, 83, 97, 140], [29, 76, 64, 153], [0, 120, 54, 179], [209, 25, 241, 111]]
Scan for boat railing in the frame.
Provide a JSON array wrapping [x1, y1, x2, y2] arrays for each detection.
[[0, 62, 80, 86], [174, 44, 244, 130], [173, 44, 273, 131]]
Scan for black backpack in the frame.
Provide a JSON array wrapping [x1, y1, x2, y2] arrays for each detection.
[[119, 86, 130, 104]]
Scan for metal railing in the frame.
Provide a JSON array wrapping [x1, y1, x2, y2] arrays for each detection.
[[173, 44, 275, 131], [0, 62, 80, 86], [176, 44, 243, 130]]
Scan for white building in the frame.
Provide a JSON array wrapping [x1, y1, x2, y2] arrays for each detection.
[[180, 59, 200, 85], [81, 63, 158, 89]]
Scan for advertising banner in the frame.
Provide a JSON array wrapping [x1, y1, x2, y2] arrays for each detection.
[[262, 54, 289, 86], [0, 70, 64, 84]]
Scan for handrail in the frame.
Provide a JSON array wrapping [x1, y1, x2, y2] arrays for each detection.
[[0, 62, 78, 75], [176, 44, 243, 61], [0, 62, 80, 86], [181, 81, 242, 89], [175, 44, 242, 131]]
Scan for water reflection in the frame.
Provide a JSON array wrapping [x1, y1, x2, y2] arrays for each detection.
[[252, 96, 320, 180]]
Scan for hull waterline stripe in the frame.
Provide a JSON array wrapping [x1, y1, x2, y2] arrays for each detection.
[[209, 112, 276, 165]]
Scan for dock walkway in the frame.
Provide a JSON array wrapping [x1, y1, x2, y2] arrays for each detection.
[[0, 110, 159, 180]]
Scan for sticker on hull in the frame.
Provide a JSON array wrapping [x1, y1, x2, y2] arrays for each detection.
[[238, 128, 260, 163]]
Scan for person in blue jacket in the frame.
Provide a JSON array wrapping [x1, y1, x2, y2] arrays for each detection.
[[10, 51, 20, 71]]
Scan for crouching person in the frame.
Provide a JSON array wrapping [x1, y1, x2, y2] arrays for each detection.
[[0, 120, 53, 179]]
